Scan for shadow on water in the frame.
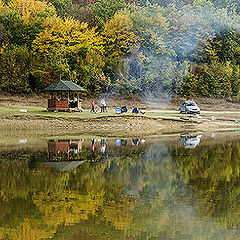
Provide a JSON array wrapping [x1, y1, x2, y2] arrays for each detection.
[[1, 132, 240, 239]]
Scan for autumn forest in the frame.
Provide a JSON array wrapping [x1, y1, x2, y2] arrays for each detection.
[[0, 0, 240, 97]]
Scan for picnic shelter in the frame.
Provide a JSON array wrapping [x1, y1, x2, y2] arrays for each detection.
[[44, 81, 86, 111]]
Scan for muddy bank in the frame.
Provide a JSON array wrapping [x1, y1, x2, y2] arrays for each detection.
[[0, 114, 239, 137]]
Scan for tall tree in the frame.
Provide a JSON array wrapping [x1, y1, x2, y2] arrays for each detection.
[[90, 0, 126, 30]]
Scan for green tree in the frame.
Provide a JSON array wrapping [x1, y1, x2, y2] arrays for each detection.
[[0, 24, 8, 51], [90, 0, 126, 30], [0, 45, 33, 92], [101, 11, 136, 87], [0, 0, 55, 47]]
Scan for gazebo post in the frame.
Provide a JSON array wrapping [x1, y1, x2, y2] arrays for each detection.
[[47, 92, 50, 110], [77, 92, 79, 109], [80, 93, 82, 111], [51, 92, 53, 99], [67, 92, 70, 110], [55, 91, 57, 99]]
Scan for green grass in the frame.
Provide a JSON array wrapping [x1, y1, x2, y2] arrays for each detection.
[[0, 105, 181, 121], [0, 103, 209, 124]]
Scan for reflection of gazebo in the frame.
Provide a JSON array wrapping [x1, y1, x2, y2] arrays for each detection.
[[43, 81, 86, 112], [47, 140, 83, 161]]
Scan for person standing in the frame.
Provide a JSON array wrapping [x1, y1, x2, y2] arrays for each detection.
[[90, 100, 95, 113], [103, 99, 106, 113], [100, 99, 106, 113]]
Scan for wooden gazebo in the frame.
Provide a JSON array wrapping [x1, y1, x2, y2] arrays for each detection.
[[43, 81, 86, 112]]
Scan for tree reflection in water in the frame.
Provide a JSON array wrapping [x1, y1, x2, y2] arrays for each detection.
[[0, 135, 240, 239]]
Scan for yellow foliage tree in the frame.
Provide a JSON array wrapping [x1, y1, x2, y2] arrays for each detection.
[[0, 0, 5, 11], [102, 11, 136, 65], [7, 0, 55, 23], [32, 16, 104, 56]]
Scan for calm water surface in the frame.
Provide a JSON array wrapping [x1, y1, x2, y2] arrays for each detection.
[[0, 132, 240, 239]]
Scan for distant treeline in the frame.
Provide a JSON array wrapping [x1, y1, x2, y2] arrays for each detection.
[[0, 0, 240, 97]]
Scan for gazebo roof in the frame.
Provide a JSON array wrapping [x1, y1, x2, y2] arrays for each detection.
[[43, 81, 86, 92], [45, 161, 86, 171]]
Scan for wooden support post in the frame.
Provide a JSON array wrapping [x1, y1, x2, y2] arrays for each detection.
[[61, 91, 63, 99], [55, 91, 57, 99], [77, 92, 79, 109], [73, 92, 76, 109], [47, 92, 50, 110], [80, 93, 82, 110], [67, 92, 70, 110], [51, 92, 54, 99]]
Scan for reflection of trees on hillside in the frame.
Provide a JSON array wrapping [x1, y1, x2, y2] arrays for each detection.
[[171, 141, 240, 228], [0, 141, 174, 239], [1, 138, 240, 238]]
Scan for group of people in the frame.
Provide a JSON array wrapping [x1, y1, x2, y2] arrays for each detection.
[[90, 99, 107, 113], [90, 99, 145, 114]]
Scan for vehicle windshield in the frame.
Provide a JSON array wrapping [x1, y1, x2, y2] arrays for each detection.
[[186, 102, 196, 106]]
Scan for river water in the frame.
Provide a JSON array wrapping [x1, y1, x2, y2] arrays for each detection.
[[0, 132, 240, 239]]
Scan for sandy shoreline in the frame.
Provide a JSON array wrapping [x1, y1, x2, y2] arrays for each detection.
[[1, 113, 240, 137]]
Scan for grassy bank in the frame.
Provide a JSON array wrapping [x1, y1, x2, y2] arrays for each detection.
[[1, 94, 240, 137]]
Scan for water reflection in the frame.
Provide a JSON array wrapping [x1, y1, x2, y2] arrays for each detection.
[[1, 133, 240, 239], [179, 134, 202, 148], [46, 138, 147, 170], [48, 140, 83, 161]]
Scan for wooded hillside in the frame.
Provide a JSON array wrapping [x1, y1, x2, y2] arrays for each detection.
[[0, 0, 240, 98]]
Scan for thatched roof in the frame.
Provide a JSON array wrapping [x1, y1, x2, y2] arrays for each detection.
[[43, 81, 86, 92]]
